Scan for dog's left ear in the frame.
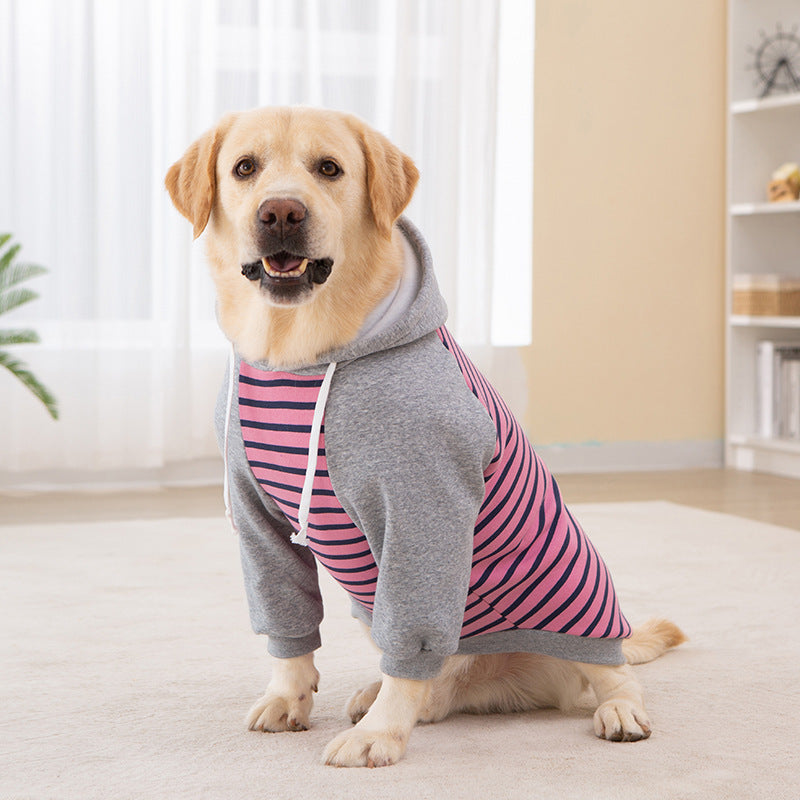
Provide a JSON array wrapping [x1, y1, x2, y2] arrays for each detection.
[[359, 125, 419, 238], [165, 115, 234, 239]]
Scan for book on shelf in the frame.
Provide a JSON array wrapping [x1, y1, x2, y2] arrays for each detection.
[[757, 341, 800, 440]]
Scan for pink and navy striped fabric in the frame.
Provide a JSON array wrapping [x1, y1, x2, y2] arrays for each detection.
[[436, 327, 630, 640], [238, 367, 379, 611], [238, 328, 630, 642]]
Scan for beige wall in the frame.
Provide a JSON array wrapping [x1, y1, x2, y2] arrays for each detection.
[[523, 0, 726, 449]]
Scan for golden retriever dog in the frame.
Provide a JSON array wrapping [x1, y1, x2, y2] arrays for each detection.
[[165, 106, 685, 768]]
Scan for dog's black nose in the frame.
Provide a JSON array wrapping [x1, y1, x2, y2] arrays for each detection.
[[258, 198, 307, 239]]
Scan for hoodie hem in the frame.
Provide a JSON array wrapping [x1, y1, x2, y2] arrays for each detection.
[[351, 603, 626, 671]]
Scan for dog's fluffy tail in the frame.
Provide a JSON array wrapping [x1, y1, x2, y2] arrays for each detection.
[[622, 618, 687, 665]]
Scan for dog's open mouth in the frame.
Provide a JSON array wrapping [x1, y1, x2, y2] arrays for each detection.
[[263, 253, 310, 280], [241, 252, 333, 290]]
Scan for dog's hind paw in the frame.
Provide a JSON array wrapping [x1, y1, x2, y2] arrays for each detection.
[[345, 680, 382, 724], [323, 727, 407, 768], [246, 690, 313, 733], [593, 699, 651, 742]]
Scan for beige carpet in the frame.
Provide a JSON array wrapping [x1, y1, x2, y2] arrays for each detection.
[[2, 501, 798, 799]]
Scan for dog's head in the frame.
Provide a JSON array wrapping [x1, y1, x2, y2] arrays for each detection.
[[165, 107, 419, 310]]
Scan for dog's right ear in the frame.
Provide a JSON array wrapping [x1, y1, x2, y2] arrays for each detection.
[[165, 116, 233, 239]]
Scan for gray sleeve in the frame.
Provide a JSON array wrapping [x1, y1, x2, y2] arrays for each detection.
[[215, 363, 324, 659], [325, 335, 497, 680]]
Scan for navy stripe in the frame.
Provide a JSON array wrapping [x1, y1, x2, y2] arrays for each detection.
[[244, 439, 325, 458], [307, 520, 360, 531], [308, 507, 351, 517], [240, 397, 318, 411], [241, 419, 313, 434], [249, 460, 328, 478], [255, 495, 351, 519], [305, 533, 363, 546], [332, 575, 378, 587], [240, 375, 323, 388], [313, 548, 373, 561], [252, 476, 336, 497], [343, 589, 375, 600]]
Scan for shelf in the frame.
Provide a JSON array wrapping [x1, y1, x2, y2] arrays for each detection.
[[726, 1, 800, 479], [731, 92, 800, 115], [730, 201, 800, 215], [730, 315, 800, 328]]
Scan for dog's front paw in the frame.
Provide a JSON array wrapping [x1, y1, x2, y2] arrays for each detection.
[[246, 690, 314, 733], [323, 727, 407, 768], [593, 699, 651, 742]]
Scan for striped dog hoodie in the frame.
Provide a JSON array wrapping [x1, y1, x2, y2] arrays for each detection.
[[219, 218, 630, 680]]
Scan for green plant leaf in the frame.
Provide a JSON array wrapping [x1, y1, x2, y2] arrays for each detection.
[[0, 329, 40, 346], [0, 234, 57, 420], [0, 350, 59, 419], [0, 241, 21, 273], [0, 262, 48, 292], [0, 234, 46, 291], [0, 287, 40, 316]]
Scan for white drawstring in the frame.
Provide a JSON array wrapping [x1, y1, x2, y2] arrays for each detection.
[[223, 342, 238, 533], [292, 361, 337, 546]]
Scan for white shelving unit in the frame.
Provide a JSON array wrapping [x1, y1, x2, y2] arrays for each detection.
[[726, 0, 800, 479]]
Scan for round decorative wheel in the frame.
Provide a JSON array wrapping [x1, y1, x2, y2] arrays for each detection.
[[748, 23, 800, 97]]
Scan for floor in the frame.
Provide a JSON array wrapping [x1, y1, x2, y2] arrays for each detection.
[[1, 468, 799, 531]]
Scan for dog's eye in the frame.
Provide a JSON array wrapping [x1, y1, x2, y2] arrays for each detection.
[[318, 159, 342, 178], [234, 157, 257, 179]]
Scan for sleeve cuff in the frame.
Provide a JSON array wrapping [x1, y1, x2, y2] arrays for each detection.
[[266, 630, 322, 659], [379, 650, 447, 681]]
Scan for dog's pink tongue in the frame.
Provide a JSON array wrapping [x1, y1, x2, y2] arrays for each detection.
[[267, 255, 304, 273]]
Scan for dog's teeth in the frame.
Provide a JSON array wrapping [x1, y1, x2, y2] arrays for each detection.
[[260, 257, 310, 279]]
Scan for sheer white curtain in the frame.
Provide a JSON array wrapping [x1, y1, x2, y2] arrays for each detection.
[[0, 0, 533, 489]]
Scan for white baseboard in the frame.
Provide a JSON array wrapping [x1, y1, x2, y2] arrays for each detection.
[[0, 458, 224, 493], [0, 442, 726, 492], [536, 439, 724, 474]]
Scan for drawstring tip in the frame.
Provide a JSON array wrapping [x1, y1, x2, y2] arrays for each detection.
[[291, 525, 309, 547]]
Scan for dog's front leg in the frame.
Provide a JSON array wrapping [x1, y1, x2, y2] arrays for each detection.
[[246, 652, 320, 733], [323, 674, 430, 768]]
